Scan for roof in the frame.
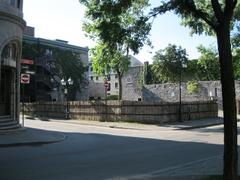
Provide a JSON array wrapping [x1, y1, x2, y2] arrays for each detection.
[[89, 55, 143, 67], [129, 55, 143, 67], [23, 35, 89, 53]]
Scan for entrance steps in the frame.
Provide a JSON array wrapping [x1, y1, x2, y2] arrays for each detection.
[[0, 116, 21, 131]]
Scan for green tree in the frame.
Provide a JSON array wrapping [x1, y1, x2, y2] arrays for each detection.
[[232, 25, 240, 79], [150, 1, 238, 179], [52, 49, 88, 100], [80, 0, 151, 100], [197, 45, 220, 80], [151, 44, 188, 83], [91, 43, 130, 99], [22, 42, 87, 100], [233, 48, 240, 79], [185, 59, 200, 80]]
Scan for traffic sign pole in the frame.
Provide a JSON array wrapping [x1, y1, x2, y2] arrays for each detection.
[[20, 73, 30, 127], [21, 84, 25, 127]]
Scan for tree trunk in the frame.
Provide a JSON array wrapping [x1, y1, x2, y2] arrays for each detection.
[[118, 73, 122, 100], [216, 22, 238, 180]]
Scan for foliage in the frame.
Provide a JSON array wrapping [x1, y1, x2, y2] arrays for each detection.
[[143, 62, 160, 84], [80, 0, 151, 99], [51, 48, 88, 100], [150, 0, 238, 35], [150, 1, 239, 179], [187, 80, 199, 94], [107, 95, 119, 100], [196, 45, 220, 80], [22, 42, 87, 100], [91, 43, 130, 77], [80, 0, 151, 54], [232, 25, 240, 80], [91, 43, 130, 100], [233, 48, 240, 80], [151, 44, 188, 83]]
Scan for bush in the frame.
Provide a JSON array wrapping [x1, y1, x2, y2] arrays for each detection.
[[187, 80, 199, 94], [107, 95, 119, 100]]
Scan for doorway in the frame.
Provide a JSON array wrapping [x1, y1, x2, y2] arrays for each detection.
[[0, 67, 11, 116]]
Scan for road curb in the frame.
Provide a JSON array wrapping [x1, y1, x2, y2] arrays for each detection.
[[179, 122, 224, 130], [0, 130, 66, 147]]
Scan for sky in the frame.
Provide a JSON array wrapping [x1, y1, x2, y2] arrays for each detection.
[[23, 0, 217, 63]]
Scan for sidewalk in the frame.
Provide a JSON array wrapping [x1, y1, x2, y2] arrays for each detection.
[[0, 127, 65, 147], [0, 114, 224, 147], [42, 116, 224, 131]]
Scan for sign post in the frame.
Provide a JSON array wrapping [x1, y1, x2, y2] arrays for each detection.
[[21, 74, 30, 84], [104, 80, 108, 99], [104, 79, 108, 121], [21, 74, 30, 127]]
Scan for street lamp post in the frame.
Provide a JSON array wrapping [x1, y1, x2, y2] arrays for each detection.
[[179, 63, 187, 122], [61, 78, 73, 119]]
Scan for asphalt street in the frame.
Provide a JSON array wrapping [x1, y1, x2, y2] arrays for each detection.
[[0, 119, 238, 180]]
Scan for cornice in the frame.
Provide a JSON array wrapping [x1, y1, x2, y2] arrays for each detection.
[[0, 11, 26, 30]]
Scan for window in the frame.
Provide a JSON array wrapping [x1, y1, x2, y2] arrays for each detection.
[[115, 74, 118, 79], [96, 76, 99, 80], [107, 83, 111, 91], [89, 96, 94, 100], [90, 76, 93, 81], [90, 67, 93, 72], [115, 83, 118, 89], [17, 0, 20, 8], [10, 0, 16, 6], [107, 74, 111, 81]]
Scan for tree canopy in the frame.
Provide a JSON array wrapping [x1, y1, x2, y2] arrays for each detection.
[[151, 44, 188, 83], [80, 0, 151, 54], [150, 1, 239, 179], [80, 0, 151, 99], [196, 45, 220, 80]]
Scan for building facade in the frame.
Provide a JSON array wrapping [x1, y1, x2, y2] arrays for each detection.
[[0, 0, 26, 130], [21, 27, 89, 102]]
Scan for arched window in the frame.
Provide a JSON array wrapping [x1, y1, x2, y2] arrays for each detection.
[[1, 44, 10, 59], [10, 0, 16, 6], [17, 0, 20, 8], [1, 42, 19, 62]]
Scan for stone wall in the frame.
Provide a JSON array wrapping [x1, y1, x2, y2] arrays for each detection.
[[122, 70, 240, 111], [88, 81, 105, 100], [24, 100, 218, 124], [142, 81, 222, 102], [122, 66, 143, 101], [142, 81, 240, 110]]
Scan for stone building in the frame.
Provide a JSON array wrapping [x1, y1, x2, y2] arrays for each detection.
[[0, 0, 26, 130], [88, 56, 143, 99]]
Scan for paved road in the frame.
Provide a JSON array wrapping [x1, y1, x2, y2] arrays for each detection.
[[0, 119, 239, 180]]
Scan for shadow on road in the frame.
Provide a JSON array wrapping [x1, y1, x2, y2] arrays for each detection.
[[0, 127, 224, 180]]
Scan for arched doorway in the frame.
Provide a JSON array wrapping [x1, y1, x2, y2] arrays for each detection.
[[0, 41, 20, 118]]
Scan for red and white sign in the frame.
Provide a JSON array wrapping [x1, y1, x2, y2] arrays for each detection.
[[21, 59, 34, 65], [21, 74, 30, 84], [104, 79, 108, 88]]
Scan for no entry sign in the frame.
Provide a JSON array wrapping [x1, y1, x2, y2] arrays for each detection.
[[21, 74, 30, 84]]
